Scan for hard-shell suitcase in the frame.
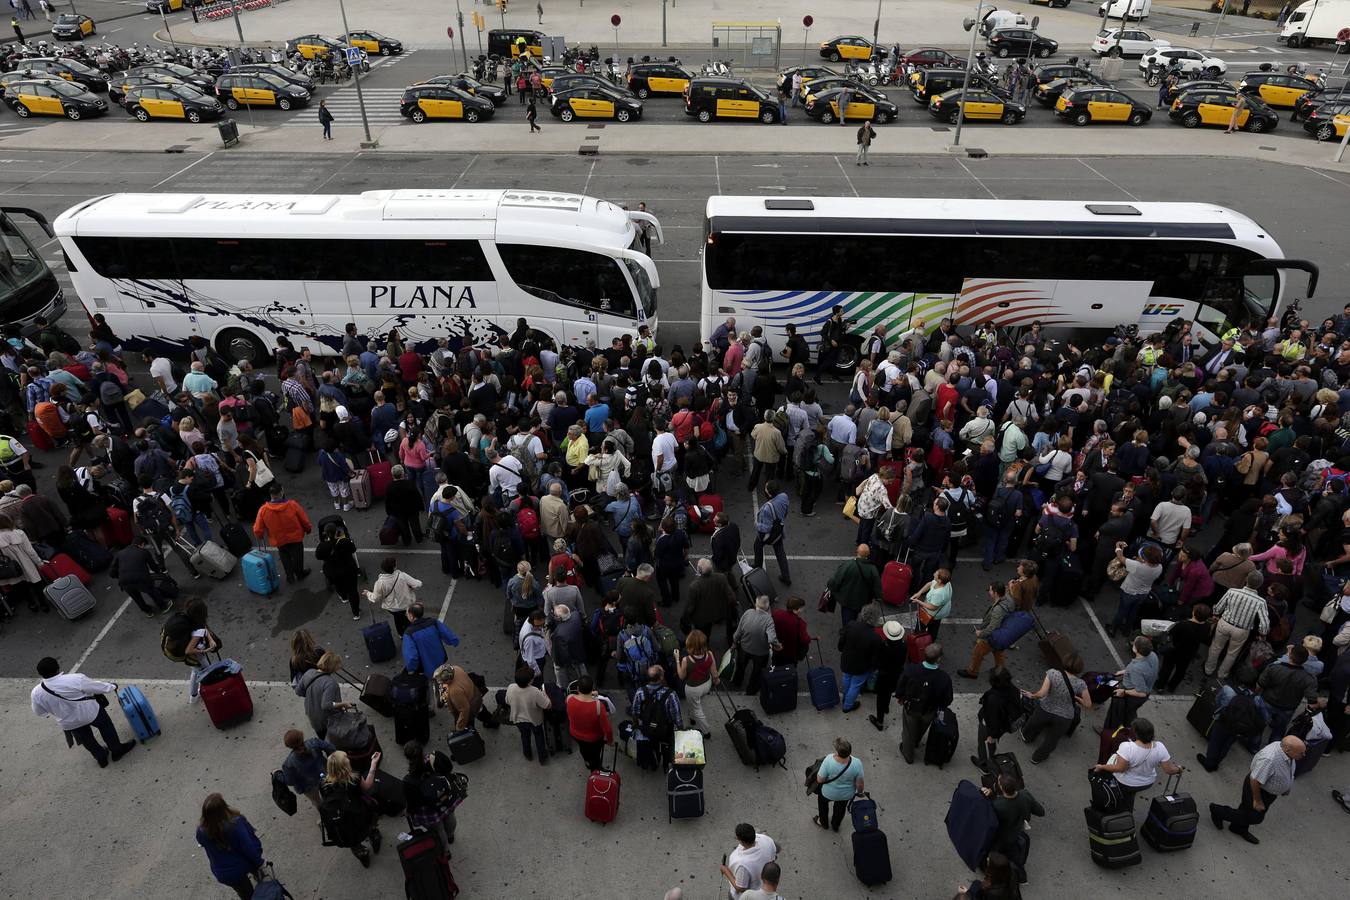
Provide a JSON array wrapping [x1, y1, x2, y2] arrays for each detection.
[[878, 459, 904, 504], [39, 553, 91, 586], [102, 506, 133, 547], [446, 728, 485, 765], [924, 707, 959, 767], [199, 664, 253, 728], [907, 629, 935, 664], [1039, 630, 1076, 670], [348, 469, 371, 510], [45, 575, 97, 620], [219, 521, 251, 558], [715, 682, 758, 767], [1085, 806, 1141, 869], [881, 559, 912, 606], [393, 674, 431, 746], [758, 664, 797, 714], [64, 530, 112, 572], [118, 684, 161, 742], [191, 540, 237, 580], [667, 764, 705, 821], [1295, 737, 1328, 776], [362, 610, 397, 664], [1187, 683, 1219, 737], [397, 828, 459, 900], [852, 828, 893, 885], [806, 637, 840, 710], [739, 561, 776, 607], [242, 548, 281, 596], [367, 452, 393, 499], [1140, 774, 1198, 852], [586, 744, 622, 824], [337, 668, 394, 718]]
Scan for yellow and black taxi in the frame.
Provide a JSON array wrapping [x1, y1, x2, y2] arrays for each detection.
[[1303, 101, 1350, 141], [1054, 86, 1151, 125], [342, 30, 403, 56], [928, 87, 1026, 124], [51, 13, 96, 40], [1168, 88, 1279, 132], [550, 85, 643, 122], [775, 64, 837, 95], [231, 63, 316, 96], [487, 28, 544, 59], [798, 75, 865, 102], [416, 74, 506, 105], [128, 62, 214, 92], [803, 85, 898, 124], [146, 0, 201, 11], [285, 35, 351, 61], [399, 84, 495, 123], [1031, 63, 1091, 89], [1236, 71, 1318, 109], [2, 78, 107, 119], [549, 72, 632, 99], [214, 72, 311, 110], [683, 77, 780, 123], [908, 68, 1005, 104], [626, 61, 696, 99], [819, 36, 877, 62], [0, 70, 60, 98], [19, 57, 108, 93], [1162, 77, 1230, 106], [124, 83, 223, 123], [1034, 72, 1110, 105], [108, 72, 181, 107]]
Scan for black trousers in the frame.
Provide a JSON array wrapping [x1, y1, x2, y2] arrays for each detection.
[[124, 581, 169, 615], [577, 737, 604, 771], [1212, 779, 1276, 835], [731, 650, 769, 695], [817, 795, 849, 830], [67, 706, 124, 765], [277, 542, 306, 581], [396, 516, 424, 546]]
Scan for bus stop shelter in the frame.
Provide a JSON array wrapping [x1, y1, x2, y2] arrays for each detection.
[[710, 21, 782, 71]]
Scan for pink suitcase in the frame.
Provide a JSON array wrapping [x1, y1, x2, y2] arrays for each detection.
[[882, 560, 912, 606]]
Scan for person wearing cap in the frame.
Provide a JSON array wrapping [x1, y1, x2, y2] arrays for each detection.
[[317, 436, 357, 512], [895, 641, 953, 764], [332, 403, 371, 461], [867, 618, 911, 732]]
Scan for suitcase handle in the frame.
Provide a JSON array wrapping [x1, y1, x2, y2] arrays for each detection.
[[810, 635, 832, 669], [1162, 771, 1183, 795], [335, 667, 364, 689], [712, 678, 741, 719]]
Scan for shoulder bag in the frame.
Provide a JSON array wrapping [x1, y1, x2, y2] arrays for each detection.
[[805, 755, 852, 795], [1057, 669, 1081, 735]]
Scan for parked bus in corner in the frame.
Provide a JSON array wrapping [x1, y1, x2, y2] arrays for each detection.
[[700, 196, 1317, 375], [53, 189, 662, 362], [0, 207, 64, 335]]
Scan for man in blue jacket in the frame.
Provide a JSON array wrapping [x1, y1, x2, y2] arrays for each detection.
[[753, 480, 791, 586], [402, 602, 461, 686]]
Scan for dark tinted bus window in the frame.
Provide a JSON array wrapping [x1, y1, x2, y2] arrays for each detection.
[[498, 244, 633, 315]]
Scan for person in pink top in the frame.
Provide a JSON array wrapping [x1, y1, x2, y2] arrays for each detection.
[[723, 333, 746, 376], [1166, 545, 1215, 609], [397, 419, 435, 502], [1249, 528, 1307, 576]]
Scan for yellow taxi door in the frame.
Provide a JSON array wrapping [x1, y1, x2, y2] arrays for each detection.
[[230, 85, 250, 105], [419, 97, 460, 118], [1197, 99, 1231, 125], [842, 42, 871, 60], [1335, 114, 1350, 138], [841, 98, 875, 119], [650, 76, 684, 93], [354, 38, 378, 54], [17, 90, 52, 115], [83, 19, 94, 35], [252, 84, 278, 106], [158, 98, 186, 119], [1088, 97, 1128, 122], [967, 96, 999, 119]]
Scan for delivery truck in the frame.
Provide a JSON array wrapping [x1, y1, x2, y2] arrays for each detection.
[[1281, 0, 1350, 48]]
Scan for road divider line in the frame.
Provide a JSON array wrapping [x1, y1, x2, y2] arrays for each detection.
[[1080, 596, 1125, 668], [287, 546, 997, 563], [439, 579, 457, 623], [71, 598, 133, 674]]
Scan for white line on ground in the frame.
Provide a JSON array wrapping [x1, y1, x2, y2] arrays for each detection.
[[438, 578, 457, 623], [1080, 596, 1125, 668], [1077, 158, 1140, 202], [583, 157, 597, 195], [833, 155, 860, 197], [955, 156, 997, 199], [71, 598, 132, 674], [150, 150, 214, 189], [450, 154, 478, 189], [713, 155, 722, 194]]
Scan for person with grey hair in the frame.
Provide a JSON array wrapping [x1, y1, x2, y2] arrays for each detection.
[[812, 736, 865, 832], [731, 595, 781, 695], [682, 557, 736, 647], [1206, 569, 1270, 681], [747, 410, 786, 495], [1103, 635, 1159, 731], [383, 463, 425, 545], [550, 604, 588, 688]]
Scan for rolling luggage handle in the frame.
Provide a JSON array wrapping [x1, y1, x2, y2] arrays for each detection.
[[334, 667, 364, 690], [809, 635, 832, 670], [1160, 771, 1184, 797], [713, 679, 741, 720]]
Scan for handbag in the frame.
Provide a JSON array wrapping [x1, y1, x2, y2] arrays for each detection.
[[805, 755, 850, 795], [842, 495, 859, 522], [291, 406, 312, 430], [818, 589, 836, 614], [325, 707, 372, 749], [252, 452, 275, 487], [1106, 557, 1128, 583], [1322, 595, 1342, 624], [1057, 669, 1081, 735], [717, 646, 736, 681], [0, 553, 23, 580]]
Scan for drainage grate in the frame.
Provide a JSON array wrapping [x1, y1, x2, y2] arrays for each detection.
[[930, 126, 950, 132], [583, 135, 600, 140], [1258, 145, 1277, 151], [966, 148, 988, 159], [578, 144, 598, 155], [587, 123, 605, 129]]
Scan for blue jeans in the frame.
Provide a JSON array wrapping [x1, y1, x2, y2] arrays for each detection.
[[841, 671, 871, 711], [1112, 589, 1149, 629], [184, 513, 213, 546], [982, 522, 1014, 567]]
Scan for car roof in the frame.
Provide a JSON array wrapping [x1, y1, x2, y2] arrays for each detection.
[[690, 76, 752, 86]]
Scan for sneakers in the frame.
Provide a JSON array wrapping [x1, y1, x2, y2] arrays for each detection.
[[867, 714, 886, 732], [333, 502, 343, 511], [342, 504, 353, 512]]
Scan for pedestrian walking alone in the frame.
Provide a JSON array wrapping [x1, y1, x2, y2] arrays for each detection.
[[20, 0, 34, 21], [1210, 736, 1305, 844], [39, 0, 51, 23], [195, 794, 266, 899], [12, 18, 23, 43], [537, 1, 543, 24], [190, 1, 198, 23], [1225, 92, 1248, 133], [30, 656, 136, 769], [319, 100, 334, 140], [527, 96, 541, 132]]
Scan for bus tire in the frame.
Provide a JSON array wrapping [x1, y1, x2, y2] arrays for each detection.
[[833, 342, 860, 374], [218, 329, 268, 365]]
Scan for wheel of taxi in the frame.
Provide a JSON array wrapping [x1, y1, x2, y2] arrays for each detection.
[[1315, 122, 1334, 141], [996, 46, 1010, 58], [1072, 110, 1090, 126], [278, 97, 293, 111], [410, 108, 427, 123], [134, 106, 150, 122], [65, 106, 82, 121], [819, 109, 835, 124], [1245, 117, 1267, 133], [1128, 110, 1147, 126], [947, 108, 960, 124], [636, 86, 650, 99], [1002, 109, 1020, 124], [616, 108, 632, 122], [186, 109, 203, 123], [1036, 47, 1052, 59], [1181, 110, 1201, 128], [877, 111, 893, 123], [14, 103, 29, 118], [380, 46, 391, 56], [225, 96, 240, 110], [829, 50, 841, 62], [760, 109, 776, 124], [218, 329, 268, 365], [465, 108, 481, 122], [697, 109, 712, 122], [560, 107, 575, 122]]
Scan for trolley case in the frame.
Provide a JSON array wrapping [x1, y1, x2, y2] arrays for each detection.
[[739, 560, 776, 608], [758, 664, 797, 715], [361, 609, 397, 664], [1141, 774, 1198, 852], [118, 684, 161, 742], [45, 575, 97, 620], [446, 728, 485, 765], [586, 743, 622, 824], [924, 707, 960, 767], [337, 669, 394, 718], [1187, 683, 1219, 737], [198, 661, 253, 729], [191, 540, 237, 580], [881, 559, 912, 606], [715, 681, 759, 767], [852, 828, 893, 885], [806, 636, 841, 710], [366, 450, 393, 499], [102, 506, 133, 547], [348, 468, 371, 510], [667, 764, 705, 821], [219, 520, 252, 558], [397, 827, 459, 900], [241, 547, 281, 596], [1085, 806, 1141, 869], [39, 553, 91, 586]]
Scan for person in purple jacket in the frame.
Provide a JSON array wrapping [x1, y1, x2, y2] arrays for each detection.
[[195, 793, 265, 899]]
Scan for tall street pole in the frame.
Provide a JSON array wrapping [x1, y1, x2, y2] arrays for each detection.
[[454, 0, 469, 72], [336, 0, 375, 145], [1209, 0, 1230, 50], [873, 0, 882, 47], [953, 1, 993, 148]]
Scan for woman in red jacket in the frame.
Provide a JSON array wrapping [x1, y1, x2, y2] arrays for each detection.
[[565, 675, 614, 771]]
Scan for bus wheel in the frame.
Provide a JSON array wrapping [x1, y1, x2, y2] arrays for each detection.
[[218, 329, 268, 365], [833, 344, 859, 374]]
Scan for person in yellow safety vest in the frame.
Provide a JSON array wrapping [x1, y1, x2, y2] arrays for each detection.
[[635, 325, 656, 355], [1137, 338, 1164, 368], [0, 434, 35, 489], [1278, 329, 1306, 361], [1220, 326, 1241, 344]]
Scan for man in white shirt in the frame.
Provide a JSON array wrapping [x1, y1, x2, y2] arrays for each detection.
[[145, 353, 177, 396], [30, 656, 135, 768], [1149, 485, 1193, 549], [651, 417, 679, 489], [1210, 735, 1305, 844], [487, 449, 523, 501], [718, 822, 778, 899]]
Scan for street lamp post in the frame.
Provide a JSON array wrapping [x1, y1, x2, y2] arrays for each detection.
[[662, 0, 667, 48], [453, 0, 470, 71], [335, 0, 375, 145], [160, 7, 176, 51], [953, 1, 994, 148], [873, 0, 882, 48]]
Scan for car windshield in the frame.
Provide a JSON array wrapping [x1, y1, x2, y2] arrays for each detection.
[[257, 73, 289, 88], [51, 81, 87, 97], [65, 61, 97, 75], [56, 14, 78, 23], [173, 86, 208, 101]]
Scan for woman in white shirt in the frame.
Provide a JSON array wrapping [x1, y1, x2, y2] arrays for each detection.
[[1034, 435, 1074, 489], [1092, 717, 1183, 808]]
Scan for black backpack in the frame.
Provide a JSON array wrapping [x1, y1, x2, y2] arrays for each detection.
[[986, 486, 1012, 528], [134, 493, 173, 537], [489, 528, 519, 570], [946, 490, 973, 531], [1032, 517, 1069, 556], [638, 686, 674, 745], [1217, 689, 1264, 738], [319, 782, 372, 848]]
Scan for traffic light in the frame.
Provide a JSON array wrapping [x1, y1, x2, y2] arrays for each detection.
[[496, 0, 507, 11]]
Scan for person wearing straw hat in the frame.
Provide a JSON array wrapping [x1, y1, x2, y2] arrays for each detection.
[[867, 618, 911, 733]]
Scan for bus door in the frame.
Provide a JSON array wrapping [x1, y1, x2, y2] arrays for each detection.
[[1192, 259, 1317, 351], [301, 282, 351, 349]]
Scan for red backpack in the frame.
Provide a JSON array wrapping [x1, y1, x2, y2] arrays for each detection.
[[516, 502, 541, 541]]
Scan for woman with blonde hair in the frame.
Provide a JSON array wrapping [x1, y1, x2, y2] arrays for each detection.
[[850, 357, 873, 406], [319, 750, 382, 866], [506, 559, 543, 636]]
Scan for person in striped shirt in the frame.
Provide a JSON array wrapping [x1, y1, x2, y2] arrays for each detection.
[[1205, 570, 1270, 681]]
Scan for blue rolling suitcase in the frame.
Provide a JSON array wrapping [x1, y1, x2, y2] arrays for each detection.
[[362, 609, 397, 664], [806, 637, 840, 710], [118, 684, 161, 742], [242, 547, 281, 595]]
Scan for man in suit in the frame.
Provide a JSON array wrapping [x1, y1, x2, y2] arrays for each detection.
[[710, 512, 742, 586], [1168, 332, 1197, 365], [1204, 337, 1241, 378]]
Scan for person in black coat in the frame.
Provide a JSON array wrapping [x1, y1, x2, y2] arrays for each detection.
[[333, 408, 371, 462], [1154, 602, 1212, 692], [973, 667, 1024, 771], [318, 523, 362, 618], [111, 536, 171, 616], [709, 513, 742, 583], [385, 466, 424, 546]]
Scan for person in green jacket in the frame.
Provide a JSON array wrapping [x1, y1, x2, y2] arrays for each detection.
[[980, 771, 1044, 873], [826, 544, 883, 627]]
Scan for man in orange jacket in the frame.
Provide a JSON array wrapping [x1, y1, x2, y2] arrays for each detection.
[[252, 483, 312, 584]]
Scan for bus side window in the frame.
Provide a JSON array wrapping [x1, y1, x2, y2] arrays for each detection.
[[497, 244, 635, 317]]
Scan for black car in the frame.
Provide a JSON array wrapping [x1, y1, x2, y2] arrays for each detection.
[[796, 75, 868, 103], [416, 74, 507, 105], [1031, 64, 1091, 88], [988, 28, 1059, 59], [803, 86, 898, 124], [1164, 78, 1231, 105], [51, 13, 95, 41], [108, 73, 182, 107], [128, 63, 214, 92], [775, 64, 838, 95], [908, 67, 1007, 104], [1034, 73, 1110, 105], [231, 64, 315, 95], [548, 73, 630, 99]]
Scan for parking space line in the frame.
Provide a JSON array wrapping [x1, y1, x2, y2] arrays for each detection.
[[713, 155, 722, 194], [150, 150, 215, 190], [833, 155, 859, 197], [449, 154, 478, 189], [1080, 596, 1125, 668], [1077, 158, 1140, 202], [71, 598, 132, 675], [955, 156, 997, 199], [439, 579, 457, 624]]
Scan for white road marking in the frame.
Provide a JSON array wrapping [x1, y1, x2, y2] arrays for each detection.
[[1078, 158, 1140, 202], [71, 598, 133, 674], [438, 578, 457, 623], [833, 154, 860, 196], [1080, 596, 1125, 668], [150, 149, 214, 189]]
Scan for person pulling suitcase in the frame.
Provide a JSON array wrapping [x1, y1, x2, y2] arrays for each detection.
[[30, 656, 136, 768]]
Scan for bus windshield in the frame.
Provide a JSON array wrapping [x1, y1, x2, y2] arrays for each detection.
[[0, 213, 49, 294], [624, 258, 657, 319]]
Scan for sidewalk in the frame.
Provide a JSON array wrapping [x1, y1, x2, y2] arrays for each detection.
[[5, 117, 1347, 172]]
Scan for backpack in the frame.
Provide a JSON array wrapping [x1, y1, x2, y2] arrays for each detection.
[[160, 612, 194, 664], [1032, 517, 1069, 555], [509, 437, 540, 483], [617, 624, 658, 681], [638, 686, 674, 744], [134, 493, 173, 537], [985, 486, 1012, 528], [516, 502, 541, 541], [169, 486, 194, 524], [753, 724, 787, 768], [1217, 689, 1264, 738], [652, 624, 680, 659], [946, 490, 973, 532], [711, 420, 728, 451], [489, 528, 519, 570], [427, 508, 455, 543], [755, 339, 772, 374], [319, 782, 373, 848]]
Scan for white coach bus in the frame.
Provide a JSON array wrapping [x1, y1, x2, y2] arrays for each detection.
[[700, 196, 1318, 375], [54, 189, 662, 362]]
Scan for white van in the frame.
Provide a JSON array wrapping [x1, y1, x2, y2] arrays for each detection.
[[981, 8, 1029, 36], [1100, 0, 1152, 19]]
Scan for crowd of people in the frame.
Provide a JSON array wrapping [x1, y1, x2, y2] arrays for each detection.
[[7, 301, 1350, 897]]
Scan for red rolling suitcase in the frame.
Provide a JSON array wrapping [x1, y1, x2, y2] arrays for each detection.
[[881, 559, 912, 606], [585, 744, 621, 824], [366, 450, 393, 499], [906, 629, 934, 664], [1097, 724, 1135, 766], [27, 419, 54, 452], [40, 553, 91, 586], [199, 663, 254, 729], [102, 506, 133, 547]]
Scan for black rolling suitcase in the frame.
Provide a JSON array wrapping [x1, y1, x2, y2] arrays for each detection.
[[980, 751, 1023, 789], [1085, 806, 1141, 869], [923, 707, 960, 768], [714, 681, 758, 767], [398, 827, 459, 899], [758, 664, 797, 714], [1187, 683, 1219, 737], [218, 520, 252, 559], [1140, 773, 1198, 852], [852, 828, 893, 885], [667, 765, 706, 821]]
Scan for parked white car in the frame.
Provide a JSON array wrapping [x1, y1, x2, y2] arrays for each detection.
[[1093, 28, 1168, 57], [1138, 46, 1227, 77], [1100, 0, 1152, 18]]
